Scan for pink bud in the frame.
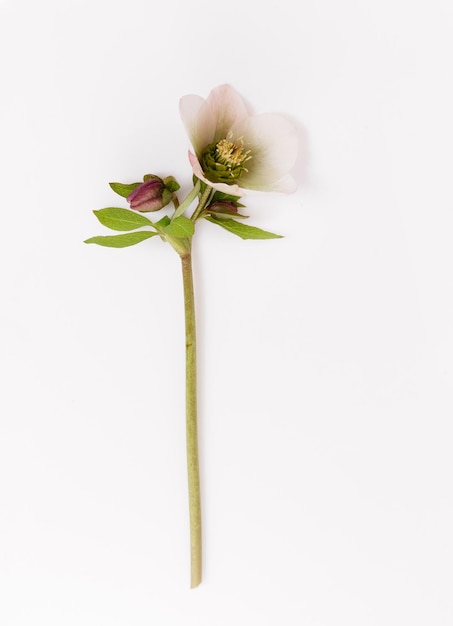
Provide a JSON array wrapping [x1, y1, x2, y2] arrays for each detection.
[[207, 201, 239, 214], [127, 178, 165, 212]]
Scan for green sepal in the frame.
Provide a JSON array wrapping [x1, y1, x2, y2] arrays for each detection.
[[164, 215, 194, 238], [143, 174, 162, 182], [84, 231, 158, 248], [161, 188, 173, 208], [163, 176, 180, 192], [93, 208, 155, 231], [206, 217, 283, 240], [109, 182, 142, 198]]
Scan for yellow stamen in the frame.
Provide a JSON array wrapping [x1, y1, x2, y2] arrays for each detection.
[[215, 134, 252, 173]]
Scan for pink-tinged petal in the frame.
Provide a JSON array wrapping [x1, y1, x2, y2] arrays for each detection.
[[179, 95, 216, 156], [188, 150, 206, 178], [188, 151, 245, 196], [235, 114, 298, 193], [206, 84, 250, 144], [244, 173, 298, 193], [239, 164, 299, 192]]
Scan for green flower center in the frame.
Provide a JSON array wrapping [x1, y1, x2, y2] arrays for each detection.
[[200, 133, 252, 184]]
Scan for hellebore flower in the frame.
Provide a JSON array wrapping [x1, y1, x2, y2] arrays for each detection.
[[127, 176, 171, 212], [179, 84, 298, 196]]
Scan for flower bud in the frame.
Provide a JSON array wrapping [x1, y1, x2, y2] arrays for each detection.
[[127, 177, 168, 212], [208, 200, 238, 214], [205, 199, 250, 221], [206, 200, 241, 219]]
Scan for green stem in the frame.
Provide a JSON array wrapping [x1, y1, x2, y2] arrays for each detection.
[[181, 250, 202, 588]]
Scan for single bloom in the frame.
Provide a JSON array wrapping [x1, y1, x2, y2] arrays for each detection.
[[179, 85, 298, 196]]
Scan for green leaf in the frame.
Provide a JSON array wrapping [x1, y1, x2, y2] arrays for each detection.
[[154, 215, 171, 241], [109, 181, 141, 198], [84, 231, 158, 248], [155, 215, 171, 228], [93, 208, 155, 231], [206, 217, 283, 240], [164, 215, 194, 238]]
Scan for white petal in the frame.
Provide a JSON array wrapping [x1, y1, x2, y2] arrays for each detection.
[[241, 113, 298, 191], [179, 95, 215, 156], [206, 84, 250, 144], [259, 173, 298, 193]]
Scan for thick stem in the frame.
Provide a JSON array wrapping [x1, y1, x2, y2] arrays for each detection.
[[181, 251, 202, 588]]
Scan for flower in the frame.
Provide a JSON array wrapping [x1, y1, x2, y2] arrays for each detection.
[[127, 176, 171, 212], [179, 84, 298, 196]]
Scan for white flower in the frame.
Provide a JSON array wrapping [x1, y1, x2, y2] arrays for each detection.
[[179, 84, 298, 196]]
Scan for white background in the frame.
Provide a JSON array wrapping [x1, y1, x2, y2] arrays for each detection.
[[1, 0, 452, 624]]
